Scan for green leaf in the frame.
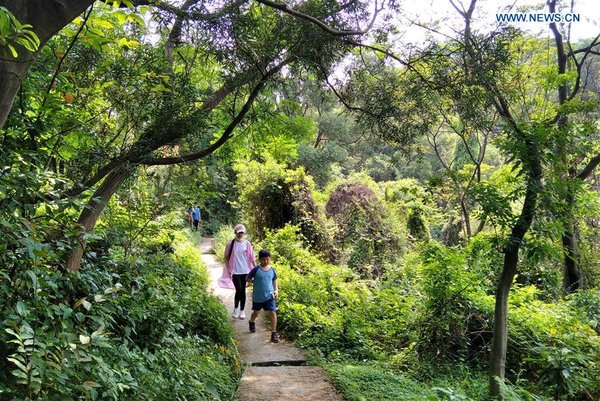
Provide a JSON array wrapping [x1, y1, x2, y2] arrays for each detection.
[[128, 13, 145, 26], [93, 20, 114, 29], [7, 357, 28, 373], [114, 11, 127, 24], [26, 270, 37, 289], [91, 326, 105, 339], [87, 27, 106, 37], [11, 368, 29, 380], [82, 299, 92, 310], [5, 328, 19, 338], [205, 382, 220, 399], [15, 301, 27, 316], [0, 11, 9, 32], [83, 381, 102, 390], [8, 44, 17, 57]]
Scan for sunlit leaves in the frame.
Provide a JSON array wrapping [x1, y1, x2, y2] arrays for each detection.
[[469, 164, 523, 229], [0, 6, 40, 57], [70, 5, 145, 52]]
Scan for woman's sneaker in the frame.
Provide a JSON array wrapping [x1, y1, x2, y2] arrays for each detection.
[[239, 310, 246, 319], [270, 332, 280, 343], [231, 307, 239, 318], [249, 321, 256, 332]]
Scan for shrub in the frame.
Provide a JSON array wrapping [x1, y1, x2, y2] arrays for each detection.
[[259, 225, 414, 361], [255, 223, 599, 400], [382, 178, 438, 242], [235, 156, 333, 258], [567, 289, 600, 334], [413, 243, 484, 362], [325, 175, 407, 277], [472, 286, 600, 399], [0, 218, 240, 400], [326, 363, 438, 401]]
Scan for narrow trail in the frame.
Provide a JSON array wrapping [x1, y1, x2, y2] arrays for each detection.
[[199, 238, 344, 401]]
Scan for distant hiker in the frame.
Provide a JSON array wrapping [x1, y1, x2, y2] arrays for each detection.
[[218, 224, 255, 320], [247, 249, 280, 343], [191, 205, 201, 231]]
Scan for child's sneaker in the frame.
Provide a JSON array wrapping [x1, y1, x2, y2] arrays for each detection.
[[270, 332, 280, 343], [249, 321, 256, 332], [231, 307, 239, 319], [239, 310, 246, 319]]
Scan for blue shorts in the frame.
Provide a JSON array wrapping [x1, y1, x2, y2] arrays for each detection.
[[252, 298, 277, 312]]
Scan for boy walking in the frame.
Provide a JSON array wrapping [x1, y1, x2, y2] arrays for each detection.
[[247, 249, 280, 343]]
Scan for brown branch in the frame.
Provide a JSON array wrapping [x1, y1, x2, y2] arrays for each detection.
[[426, 122, 450, 170], [151, 0, 246, 21], [140, 60, 290, 166], [569, 40, 600, 56], [164, 0, 197, 77], [577, 152, 600, 180], [256, 0, 380, 36], [323, 74, 371, 115], [61, 160, 123, 198], [255, 0, 446, 94], [567, 33, 600, 102]]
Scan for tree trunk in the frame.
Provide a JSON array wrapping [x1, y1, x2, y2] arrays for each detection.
[[562, 199, 581, 293], [489, 168, 541, 399], [0, 1, 94, 130], [546, 0, 585, 295], [475, 214, 486, 235], [460, 195, 472, 237], [489, 245, 518, 398], [0, 60, 33, 130], [560, 153, 600, 292], [65, 165, 132, 271]]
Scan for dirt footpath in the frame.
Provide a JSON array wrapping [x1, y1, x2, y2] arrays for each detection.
[[199, 238, 343, 401]]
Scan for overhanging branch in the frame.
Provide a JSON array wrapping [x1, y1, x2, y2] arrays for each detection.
[[256, 0, 381, 36], [140, 59, 291, 166], [577, 152, 600, 180]]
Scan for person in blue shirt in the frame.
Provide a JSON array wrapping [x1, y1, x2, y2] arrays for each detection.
[[246, 249, 280, 343], [191, 205, 201, 231]]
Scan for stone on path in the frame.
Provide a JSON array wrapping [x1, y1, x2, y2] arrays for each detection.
[[199, 238, 343, 401]]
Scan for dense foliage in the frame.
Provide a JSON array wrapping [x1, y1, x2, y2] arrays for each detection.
[[325, 175, 406, 277], [256, 225, 599, 401], [0, 159, 240, 400], [235, 156, 333, 258]]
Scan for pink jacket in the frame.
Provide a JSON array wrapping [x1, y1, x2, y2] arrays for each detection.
[[217, 239, 255, 289]]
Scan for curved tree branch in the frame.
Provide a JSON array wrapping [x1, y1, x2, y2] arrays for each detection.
[[577, 152, 600, 180], [149, 0, 246, 21], [256, 0, 381, 36], [140, 58, 292, 165]]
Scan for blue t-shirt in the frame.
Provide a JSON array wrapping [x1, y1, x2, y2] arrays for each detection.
[[192, 207, 200, 220], [248, 265, 277, 303]]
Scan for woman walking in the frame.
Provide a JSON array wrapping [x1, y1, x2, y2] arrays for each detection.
[[218, 224, 255, 319]]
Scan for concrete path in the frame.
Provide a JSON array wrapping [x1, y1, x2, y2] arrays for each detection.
[[199, 238, 344, 401]]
